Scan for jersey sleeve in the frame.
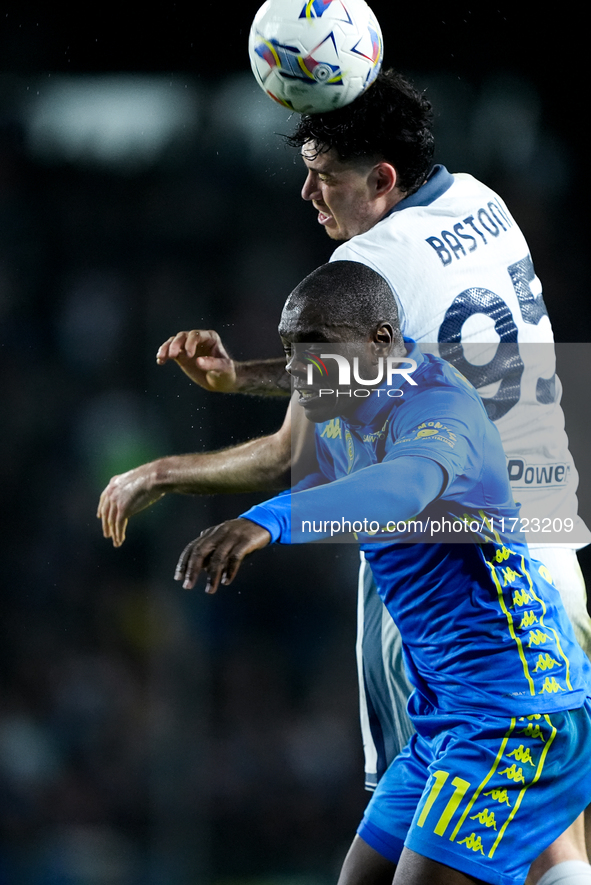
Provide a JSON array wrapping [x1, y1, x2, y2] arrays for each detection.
[[240, 457, 445, 544], [242, 378, 492, 544], [384, 385, 486, 490], [239, 472, 328, 543]]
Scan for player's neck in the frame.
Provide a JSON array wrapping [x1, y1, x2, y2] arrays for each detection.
[[383, 186, 409, 216]]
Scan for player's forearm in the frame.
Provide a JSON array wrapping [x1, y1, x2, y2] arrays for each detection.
[[150, 435, 292, 496], [241, 457, 446, 542], [233, 358, 291, 396]]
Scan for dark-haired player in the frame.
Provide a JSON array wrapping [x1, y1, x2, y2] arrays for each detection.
[[175, 260, 591, 885], [98, 70, 591, 885]]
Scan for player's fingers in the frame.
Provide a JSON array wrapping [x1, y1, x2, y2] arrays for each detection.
[[100, 499, 109, 537], [183, 329, 210, 359], [114, 515, 128, 548], [99, 501, 108, 537], [165, 331, 191, 361], [175, 537, 211, 589], [156, 336, 176, 364], [220, 526, 270, 585], [105, 496, 120, 542], [111, 504, 125, 547], [217, 544, 249, 586], [195, 355, 231, 371], [192, 330, 230, 360], [201, 539, 239, 594], [203, 527, 262, 591], [107, 494, 127, 545], [97, 479, 116, 519], [174, 542, 192, 582], [98, 486, 113, 534], [174, 521, 256, 591], [177, 521, 238, 590], [101, 496, 114, 539]]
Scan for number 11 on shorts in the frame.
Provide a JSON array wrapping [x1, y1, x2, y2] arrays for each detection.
[[417, 770, 471, 836]]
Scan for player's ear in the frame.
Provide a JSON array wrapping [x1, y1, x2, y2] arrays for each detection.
[[370, 162, 397, 198], [374, 323, 393, 348]]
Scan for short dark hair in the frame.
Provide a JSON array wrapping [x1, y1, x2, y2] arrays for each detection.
[[286, 69, 434, 195], [281, 261, 402, 340]]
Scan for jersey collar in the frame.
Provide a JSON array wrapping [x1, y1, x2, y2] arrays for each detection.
[[385, 164, 454, 217], [345, 338, 425, 429]]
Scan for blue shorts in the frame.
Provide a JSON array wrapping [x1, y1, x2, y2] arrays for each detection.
[[358, 701, 591, 885]]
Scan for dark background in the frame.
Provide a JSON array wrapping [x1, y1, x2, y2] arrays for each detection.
[[0, 3, 589, 883]]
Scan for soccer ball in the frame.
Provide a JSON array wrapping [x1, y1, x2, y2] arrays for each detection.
[[248, 0, 383, 114]]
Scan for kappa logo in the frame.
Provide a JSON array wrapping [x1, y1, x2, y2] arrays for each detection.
[[457, 833, 485, 855], [320, 418, 342, 440], [533, 653, 560, 673], [527, 629, 551, 647], [483, 788, 511, 807], [518, 720, 546, 741], [470, 808, 497, 830], [507, 745, 535, 766], [499, 763, 525, 784], [540, 676, 563, 694], [512, 589, 531, 607], [519, 610, 538, 628]]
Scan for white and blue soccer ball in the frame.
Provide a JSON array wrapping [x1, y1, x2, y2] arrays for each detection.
[[248, 0, 383, 114]]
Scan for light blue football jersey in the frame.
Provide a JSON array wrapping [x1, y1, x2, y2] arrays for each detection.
[[242, 341, 591, 725]]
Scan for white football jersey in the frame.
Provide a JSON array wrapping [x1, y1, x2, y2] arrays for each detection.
[[331, 166, 590, 545], [331, 165, 591, 789]]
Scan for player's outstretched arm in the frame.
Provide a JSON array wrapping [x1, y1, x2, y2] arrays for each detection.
[[98, 385, 317, 548], [97, 403, 295, 548], [156, 329, 290, 396], [175, 519, 271, 593], [173, 456, 446, 592], [239, 455, 447, 545]]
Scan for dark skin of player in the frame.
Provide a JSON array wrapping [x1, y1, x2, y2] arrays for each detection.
[[338, 838, 486, 885]]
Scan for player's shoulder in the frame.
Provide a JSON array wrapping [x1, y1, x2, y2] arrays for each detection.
[[416, 349, 480, 394], [401, 350, 487, 421], [449, 171, 489, 190], [385, 357, 490, 466]]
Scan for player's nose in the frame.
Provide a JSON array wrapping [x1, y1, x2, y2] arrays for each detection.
[[301, 172, 319, 202], [285, 348, 308, 379], [285, 354, 302, 377]]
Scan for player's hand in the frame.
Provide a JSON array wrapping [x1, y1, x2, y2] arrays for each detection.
[[97, 464, 164, 547], [156, 330, 237, 392], [175, 519, 271, 593]]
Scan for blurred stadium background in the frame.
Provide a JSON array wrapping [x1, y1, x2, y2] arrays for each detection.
[[0, 3, 589, 883]]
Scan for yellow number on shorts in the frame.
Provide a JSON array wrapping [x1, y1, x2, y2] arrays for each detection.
[[417, 770, 471, 837]]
